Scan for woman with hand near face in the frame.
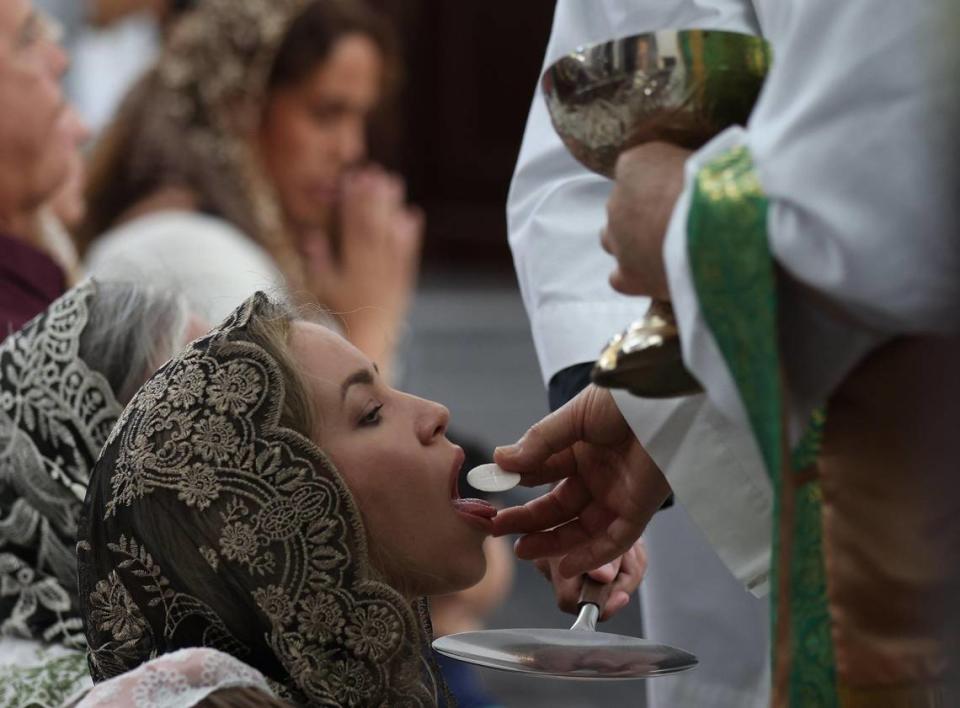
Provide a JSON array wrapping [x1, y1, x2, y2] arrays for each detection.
[[79, 0, 421, 382]]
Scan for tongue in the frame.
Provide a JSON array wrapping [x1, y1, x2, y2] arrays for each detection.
[[452, 498, 497, 519]]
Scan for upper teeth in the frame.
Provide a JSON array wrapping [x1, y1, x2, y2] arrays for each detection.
[[466, 463, 521, 493]]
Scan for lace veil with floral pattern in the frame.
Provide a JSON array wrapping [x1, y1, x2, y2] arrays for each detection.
[[77, 293, 446, 706], [0, 280, 122, 649]]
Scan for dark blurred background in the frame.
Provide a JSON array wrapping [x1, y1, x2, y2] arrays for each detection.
[[368, 1, 557, 272]]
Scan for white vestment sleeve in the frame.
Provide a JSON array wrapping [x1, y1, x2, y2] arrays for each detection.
[[613, 390, 772, 595], [509, 0, 772, 591], [664, 1, 960, 435]]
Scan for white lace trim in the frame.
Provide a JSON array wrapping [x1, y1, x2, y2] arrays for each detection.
[[76, 647, 274, 707]]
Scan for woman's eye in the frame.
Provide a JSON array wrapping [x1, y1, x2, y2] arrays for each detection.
[[359, 404, 383, 427]]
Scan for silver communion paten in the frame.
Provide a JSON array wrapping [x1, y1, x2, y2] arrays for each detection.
[[433, 579, 697, 680], [542, 30, 771, 397]]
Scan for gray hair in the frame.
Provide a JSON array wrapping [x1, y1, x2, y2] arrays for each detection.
[[78, 281, 191, 404]]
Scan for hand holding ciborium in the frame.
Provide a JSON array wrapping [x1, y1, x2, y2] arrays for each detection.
[[542, 30, 771, 397]]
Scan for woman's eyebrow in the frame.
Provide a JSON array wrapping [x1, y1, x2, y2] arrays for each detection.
[[340, 368, 375, 403]]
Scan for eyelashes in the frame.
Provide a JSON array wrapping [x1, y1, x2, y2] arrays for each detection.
[[358, 403, 383, 428]]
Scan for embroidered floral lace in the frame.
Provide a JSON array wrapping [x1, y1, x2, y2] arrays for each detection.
[[0, 280, 122, 650], [77, 294, 445, 706]]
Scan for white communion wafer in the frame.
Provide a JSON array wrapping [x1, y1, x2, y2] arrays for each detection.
[[466, 463, 521, 493]]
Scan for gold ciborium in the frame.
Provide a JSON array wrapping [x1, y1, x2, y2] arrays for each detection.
[[542, 30, 770, 397]]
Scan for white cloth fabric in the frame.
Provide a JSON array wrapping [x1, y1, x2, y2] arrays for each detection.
[[70, 15, 158, 133], [613, 390, 772, 594], [34, 1, 160, 134], [508, 0, 771, 592], [642, 504, 771, 708], [73, 647, 275, 708], [508, 2, 773, 705], [663, 0, 960, 439], [85, 211, 286, 324]]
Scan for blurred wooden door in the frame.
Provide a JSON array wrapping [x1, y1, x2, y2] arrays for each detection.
[[368, 1, 556, 271]]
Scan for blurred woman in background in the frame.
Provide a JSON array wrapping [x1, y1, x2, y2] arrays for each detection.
[[78, 0, 421, 383]]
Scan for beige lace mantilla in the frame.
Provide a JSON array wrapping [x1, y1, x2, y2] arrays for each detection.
[[77, 294, 444, 706]]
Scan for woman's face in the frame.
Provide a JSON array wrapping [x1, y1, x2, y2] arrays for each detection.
[[0, 1, 72, 214], [259, 34, 382, 231], [288, 321, 491, 597], [50, 107, 91, 227]]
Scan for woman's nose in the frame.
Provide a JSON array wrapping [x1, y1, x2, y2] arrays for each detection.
[[415, 397, 450, 444]]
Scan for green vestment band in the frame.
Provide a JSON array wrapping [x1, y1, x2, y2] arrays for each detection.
[[687, 144, 836, 707]]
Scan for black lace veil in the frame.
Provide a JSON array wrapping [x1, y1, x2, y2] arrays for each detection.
[[0, 280, 121, 649], [77, 293, 446, 706]]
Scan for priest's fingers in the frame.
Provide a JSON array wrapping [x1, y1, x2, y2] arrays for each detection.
[[600, 539, 646, 621], [512, 503, 617, 560], [511, 448, 579, 488], [557, 516, 645, 579], [537, 556, 623, 616], [492, 477, 589, 537], [585, 555, 621, 585], [495, 394, 588, 473], [513, 523, 589, 562]]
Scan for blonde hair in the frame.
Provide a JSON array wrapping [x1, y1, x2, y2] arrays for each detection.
[[79, 281, 190, 404], [195, 686, 292, 707], [241, 302, 316, 441]]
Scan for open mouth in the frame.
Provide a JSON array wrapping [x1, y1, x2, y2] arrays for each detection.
[[449, 447, 497, 532]]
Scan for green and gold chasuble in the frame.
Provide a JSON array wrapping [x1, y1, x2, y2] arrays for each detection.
[[685, 144, 959, 708]]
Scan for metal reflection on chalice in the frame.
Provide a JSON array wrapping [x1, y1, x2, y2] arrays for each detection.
[[542, 30, 770, 397]]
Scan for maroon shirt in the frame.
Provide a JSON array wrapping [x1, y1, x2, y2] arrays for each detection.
[[0, 233, 66, 342]]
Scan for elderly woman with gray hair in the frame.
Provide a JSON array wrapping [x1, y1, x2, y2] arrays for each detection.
[[0, 279, 200, 707]]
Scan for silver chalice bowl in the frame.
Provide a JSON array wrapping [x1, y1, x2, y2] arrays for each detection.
[[542, 29, 770, 397]]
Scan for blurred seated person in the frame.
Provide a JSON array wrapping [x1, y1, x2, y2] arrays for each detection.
[[80, 0, 421, 383], [78, 293, 500, 705], [0, 0, 72, 338], [0, 280, 198, 706]]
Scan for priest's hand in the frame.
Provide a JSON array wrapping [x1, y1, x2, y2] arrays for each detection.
[[534, 539, 647, 621], [492, 385, 671, 579], [601, 142, 691, 299]]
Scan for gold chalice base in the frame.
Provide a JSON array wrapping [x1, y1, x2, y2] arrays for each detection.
[[591, 319, 702, 398]]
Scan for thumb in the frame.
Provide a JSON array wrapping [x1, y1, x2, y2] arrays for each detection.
[[494, 397, 584, 472], [586, 558, 621, 585]]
